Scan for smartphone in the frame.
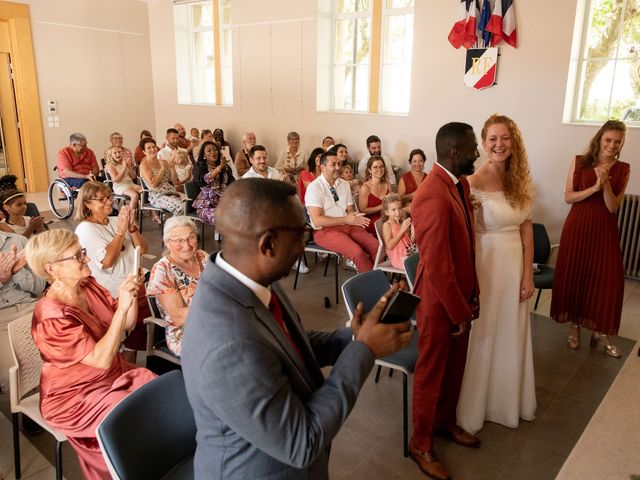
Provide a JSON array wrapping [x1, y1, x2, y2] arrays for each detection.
[[380, 290, 421, 324], [132, 246, 141, 277]]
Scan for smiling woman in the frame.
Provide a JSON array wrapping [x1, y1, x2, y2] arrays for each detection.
[[147, 216, 208, 356], [24, 228, 157, 479]]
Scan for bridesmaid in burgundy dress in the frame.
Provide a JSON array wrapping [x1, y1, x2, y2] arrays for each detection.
[[398, 148, 427, 211], [551, 120, 630, 358], [358, 156, 391, 235], [25, 229, 156, 479]]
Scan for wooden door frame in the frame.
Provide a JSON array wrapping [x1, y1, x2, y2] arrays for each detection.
[[0, 1, 48, 192]]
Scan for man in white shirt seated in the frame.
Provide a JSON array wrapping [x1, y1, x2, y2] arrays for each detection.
[[357, 135, 397, 190], [242, 145, 284, 180], [306, 151, 378, 273], [158, 128, 188, 162]]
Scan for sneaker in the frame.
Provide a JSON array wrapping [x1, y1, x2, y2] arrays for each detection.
[[344, 259, 357, 271], [292, 258, 310, 274]]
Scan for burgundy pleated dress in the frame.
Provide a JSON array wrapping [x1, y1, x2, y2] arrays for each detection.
[[32, 276, 157, 479], [550, 158, 630, 335]]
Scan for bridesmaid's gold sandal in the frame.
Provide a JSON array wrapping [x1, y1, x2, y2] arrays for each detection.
[[567, 323, 581, 350], [590, 332, 621, 358]]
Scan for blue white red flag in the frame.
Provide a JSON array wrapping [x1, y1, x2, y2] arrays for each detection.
[[487, 0, 517, 48], [478, 0, 492, 47], [448, 0, 479, 49]]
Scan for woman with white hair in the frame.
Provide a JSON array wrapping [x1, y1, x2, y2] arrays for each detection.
[[25, 229, 156, 479], [147, 216, 207, 356]]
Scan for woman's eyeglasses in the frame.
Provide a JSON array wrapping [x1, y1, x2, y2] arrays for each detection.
[[91, 195, 113, 204], [167, 234, 198, 247], [53, 248, 87, 264]]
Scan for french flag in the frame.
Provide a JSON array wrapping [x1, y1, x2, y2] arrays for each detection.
[[487, 0, 517, 48], [448, 0, 479, 49]]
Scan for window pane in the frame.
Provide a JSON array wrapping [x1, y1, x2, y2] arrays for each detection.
[[610, 60, 639, 119], [333, 64, 353, 109], [191, 3, 213, 28], [386, 0, 414, 8], [336, 0, 371, 14], [354, 64, 370, 110], [383, 14, 413, 63], [355, 17, 371, 65], [577, 58, 614, 120], [381, 64, 410, 113], [220, 0, 232, 25], [192, 30, 215, 103], [335, 19, 355, 64], [221, 29, 232, 66]]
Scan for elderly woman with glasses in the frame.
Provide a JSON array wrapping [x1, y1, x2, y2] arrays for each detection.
[[74, 181, 150, 358], [25, 229, 156, 479], [147, 216, 207, 356]]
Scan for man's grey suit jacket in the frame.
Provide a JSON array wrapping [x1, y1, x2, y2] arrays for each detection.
[[182, 253, 375, 479]]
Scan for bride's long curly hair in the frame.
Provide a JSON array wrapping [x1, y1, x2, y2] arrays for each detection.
[[481, 114, 533, 209]]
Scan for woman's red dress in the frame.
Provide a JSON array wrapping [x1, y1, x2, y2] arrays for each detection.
[[550, 159, 630, 335], [32, 276, 157, 479], [365, 193, 383, 235]]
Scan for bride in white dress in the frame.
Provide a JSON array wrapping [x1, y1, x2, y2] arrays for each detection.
[[457, 114, 537, 434]]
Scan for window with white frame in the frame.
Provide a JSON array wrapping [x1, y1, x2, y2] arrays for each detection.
[[317, 0, 414, 114], [565, 0, 640, 123], [174, 0, 233, 106]]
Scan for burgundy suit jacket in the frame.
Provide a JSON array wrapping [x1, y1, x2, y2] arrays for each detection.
[[412, 164, 479, 325]]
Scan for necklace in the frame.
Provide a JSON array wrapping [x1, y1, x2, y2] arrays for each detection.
[[91, 217, 126, 251]]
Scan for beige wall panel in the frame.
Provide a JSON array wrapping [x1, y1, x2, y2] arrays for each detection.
[[16, 0, 155, 175]]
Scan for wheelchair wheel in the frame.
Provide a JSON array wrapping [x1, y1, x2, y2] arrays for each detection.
[[47, 179, 74, 219]]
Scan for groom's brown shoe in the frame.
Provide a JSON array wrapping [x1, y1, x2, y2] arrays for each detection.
[[439, 425, 481, 448], [408, 442, 451, 480]]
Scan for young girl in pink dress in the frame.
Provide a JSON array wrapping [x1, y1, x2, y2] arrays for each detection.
[[381, 194, 415, 270]]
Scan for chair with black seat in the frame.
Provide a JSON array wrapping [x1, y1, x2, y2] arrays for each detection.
[[293, 208, 342, 305], [96, 370, 196, 480], [144, 295, 181, 367], [403, 252, 419, 293], [341, 270, 419, 458], [532, 223, 558, 310], [8, 313, 67, 480], [183, 181, 206, 250]]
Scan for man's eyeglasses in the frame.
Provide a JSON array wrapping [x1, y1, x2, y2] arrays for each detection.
[[53, 248, 87, 264], [167, 233, 198, 247], [91, 195, 113, 204], [329, 186, 339, 202], [268, 225, 314, 243]]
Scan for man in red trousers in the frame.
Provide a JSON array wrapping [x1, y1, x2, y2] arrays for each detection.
[[409, 122, 481, 480]]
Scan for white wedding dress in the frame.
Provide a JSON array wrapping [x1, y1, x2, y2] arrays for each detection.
[[457, 189, 537, 434]]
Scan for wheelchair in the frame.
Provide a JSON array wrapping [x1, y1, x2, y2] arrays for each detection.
[[47, 177, 77, 219]]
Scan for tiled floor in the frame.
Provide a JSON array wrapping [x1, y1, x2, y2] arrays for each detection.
[[0, 205, 639, 479]]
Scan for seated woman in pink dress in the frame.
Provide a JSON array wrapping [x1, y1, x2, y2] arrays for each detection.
[[358, 156, 391, 235], [25, 229, 156, 480]]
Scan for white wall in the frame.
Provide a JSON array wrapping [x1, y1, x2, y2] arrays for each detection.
[[147, 0, 638, 242], [16, 0, 155, 176]]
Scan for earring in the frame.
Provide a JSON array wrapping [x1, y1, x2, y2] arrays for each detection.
[[52, 278, 64, 291]]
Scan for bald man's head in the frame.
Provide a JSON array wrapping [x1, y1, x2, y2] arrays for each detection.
[[217, 179, 302, 248]]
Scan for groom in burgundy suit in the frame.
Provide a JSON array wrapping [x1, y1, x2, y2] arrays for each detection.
[[409, 122, 481, 480]]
